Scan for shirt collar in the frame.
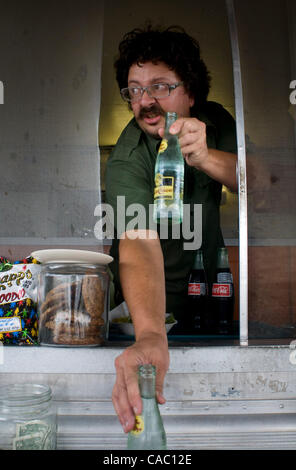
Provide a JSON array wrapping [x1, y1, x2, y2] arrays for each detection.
[[129, 118, 161, 154], [144, 130, 161, 154]]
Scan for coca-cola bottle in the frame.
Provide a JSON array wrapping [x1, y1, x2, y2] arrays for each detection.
[[212, 247, 234, 335], [187, 249, 208, 334]]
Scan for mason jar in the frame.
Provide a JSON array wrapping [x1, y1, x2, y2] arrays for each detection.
[[0, 384, 57, 450], [37, 263, 110, 346]]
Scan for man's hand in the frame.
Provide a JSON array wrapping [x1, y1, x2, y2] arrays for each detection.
[[159, 117, 238, 192], [169, 117, 208, 168], [112, 332, 169, 433]]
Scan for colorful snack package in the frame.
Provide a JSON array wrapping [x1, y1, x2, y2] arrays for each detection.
[[0, 256, 41, 345]]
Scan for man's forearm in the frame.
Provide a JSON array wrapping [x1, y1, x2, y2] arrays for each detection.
[[118, 230, 167, 340], [199, 149, 238, 193]]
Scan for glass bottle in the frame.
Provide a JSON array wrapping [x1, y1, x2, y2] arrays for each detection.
[[0, 383, 57, 450], [127, 364, 167, 450], [212, 247, 234, 335], [153, 111, 184, 224], [187, 249, 208, 334]]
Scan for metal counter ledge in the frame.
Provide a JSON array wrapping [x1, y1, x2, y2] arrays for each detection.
[[1, 341, 296, 450]]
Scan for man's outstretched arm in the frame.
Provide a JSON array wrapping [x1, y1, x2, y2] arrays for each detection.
[[112, 230, 169, 433]]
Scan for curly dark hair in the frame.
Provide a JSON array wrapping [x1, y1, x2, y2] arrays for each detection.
[[114, 24, 211, 113]]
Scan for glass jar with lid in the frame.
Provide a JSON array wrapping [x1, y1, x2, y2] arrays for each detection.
[[37, 262, 110, 346], [0, 384, 57, 450]]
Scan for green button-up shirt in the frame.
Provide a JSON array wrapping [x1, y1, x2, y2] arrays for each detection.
[[105, 101, 237, 318]]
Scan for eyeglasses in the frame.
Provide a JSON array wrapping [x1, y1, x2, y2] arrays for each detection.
[[120, 82, 183, 103]]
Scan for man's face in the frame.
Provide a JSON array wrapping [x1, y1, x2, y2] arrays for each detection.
[[128, 61, 194, 138]]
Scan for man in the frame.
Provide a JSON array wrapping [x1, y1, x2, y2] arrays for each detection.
[[105, 25, 237, 433]]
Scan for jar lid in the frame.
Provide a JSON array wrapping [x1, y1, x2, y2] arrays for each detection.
[[30, 249, 113, 265]]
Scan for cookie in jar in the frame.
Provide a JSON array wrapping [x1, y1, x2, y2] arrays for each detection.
[[32, 250, 112, 347]]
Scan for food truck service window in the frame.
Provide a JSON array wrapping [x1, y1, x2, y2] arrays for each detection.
[[0, 0, 294, 345]]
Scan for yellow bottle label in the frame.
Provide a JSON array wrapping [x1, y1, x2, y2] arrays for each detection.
[[155, 173, 163, 187], [154, 174, 174, 200], [130, 415, 144, 436], [158, 139, 168, 153]]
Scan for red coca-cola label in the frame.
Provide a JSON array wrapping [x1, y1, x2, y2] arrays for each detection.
[[212, 283, 232, 297], [188, 283, 206, 296]]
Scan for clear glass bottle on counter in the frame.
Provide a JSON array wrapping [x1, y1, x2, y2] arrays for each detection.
[[37, 263, 109, 346], [0, 384, 57, 450]]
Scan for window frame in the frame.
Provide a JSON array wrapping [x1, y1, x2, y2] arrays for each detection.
[[226, 0, 249, 345]]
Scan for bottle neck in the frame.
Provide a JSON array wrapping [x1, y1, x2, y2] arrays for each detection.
[[138, 365, 156, 399], [217, 248, 230, 269], [164, 112, 178, 138], [192, 250, 204, 270]]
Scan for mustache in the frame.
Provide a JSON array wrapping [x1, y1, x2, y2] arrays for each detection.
[[139, 105, 165, 119]]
